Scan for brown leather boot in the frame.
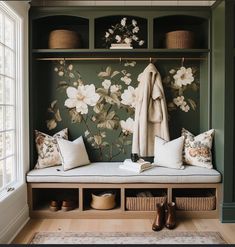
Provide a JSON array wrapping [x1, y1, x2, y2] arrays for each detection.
[[152, 203, 165, 231], [165, 202, 176, 229]]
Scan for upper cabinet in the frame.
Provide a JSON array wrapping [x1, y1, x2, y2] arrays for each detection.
[[32, 15, 89, 49], [153, 15, 209, 49], [30, 7, 211, 53]]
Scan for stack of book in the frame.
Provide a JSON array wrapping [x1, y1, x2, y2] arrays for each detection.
[[110, 43, 133, 49], [119, 159, 153, 173]]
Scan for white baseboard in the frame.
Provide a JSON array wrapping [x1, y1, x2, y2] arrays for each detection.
[[0, 204, 29, 244]]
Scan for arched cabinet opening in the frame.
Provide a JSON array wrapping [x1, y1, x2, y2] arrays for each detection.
[[32, 15, 89, 49], [95, 15, 147, 49], [153, 15, 209, 49]]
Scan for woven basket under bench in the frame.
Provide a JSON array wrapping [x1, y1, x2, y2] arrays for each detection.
[[175, 192, 216, 211], [126, 195, 167, 211]]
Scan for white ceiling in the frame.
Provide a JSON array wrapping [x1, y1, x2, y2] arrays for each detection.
[[30, 1, 217, 7]]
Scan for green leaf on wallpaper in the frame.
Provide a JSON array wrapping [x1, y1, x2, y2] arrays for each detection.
[[51, 100, 58, 109], [54, 109, 62, 122], [96, 110, 118, 129], [188, 99, 197, 111], [97, 88, 108, 95], [98, 66, 112, 78], [168, 102, 177, 111], [69, 72, 75, 78], [69, 109, 82, 123], [93, 103, 104, 114], [191, 83, 199, 91], [94, 135, 102, 145], [111, 71, 120, 78]]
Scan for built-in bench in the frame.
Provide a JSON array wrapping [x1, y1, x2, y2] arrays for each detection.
[[27, 162, 222, 219]]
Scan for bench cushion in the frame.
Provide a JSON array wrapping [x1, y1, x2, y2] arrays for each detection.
[[27, 162, 221, 183]]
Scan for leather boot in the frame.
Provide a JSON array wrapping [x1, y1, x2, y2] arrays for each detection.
[[152, 203, 165, 231], [165, 202, 176, 229]]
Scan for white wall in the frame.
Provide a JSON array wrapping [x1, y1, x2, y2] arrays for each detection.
[[0, 1, 29, 244]]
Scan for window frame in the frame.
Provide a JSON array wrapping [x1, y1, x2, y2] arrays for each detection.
[[0, 1, 23, 199]]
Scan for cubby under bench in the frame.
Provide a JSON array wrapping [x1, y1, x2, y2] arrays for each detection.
[[27, 162, 221, 219]]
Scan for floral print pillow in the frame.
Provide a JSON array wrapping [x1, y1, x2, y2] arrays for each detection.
[[181, 128, 214, 169], [34, 128, 68, 169]]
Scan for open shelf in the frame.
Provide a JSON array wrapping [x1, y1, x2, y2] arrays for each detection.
[[32, 48, 210, 54], [28, 183, 220, 219], [153, 15, 209, 49], [95, 15, 147, 49], [32, 15, 89, 49]]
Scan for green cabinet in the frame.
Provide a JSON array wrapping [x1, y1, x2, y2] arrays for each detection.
[[29, 5, 235, 221]]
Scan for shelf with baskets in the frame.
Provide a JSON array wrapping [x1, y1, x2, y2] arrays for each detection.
[[153, 15, 209, 49], [31, 15, 89, 49], [28, 183, 220, 219], [30, 9, 210, 53]]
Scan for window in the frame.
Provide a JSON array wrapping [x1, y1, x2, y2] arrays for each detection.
[[0, 2, 23, 196]]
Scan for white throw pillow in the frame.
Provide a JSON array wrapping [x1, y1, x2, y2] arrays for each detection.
[[182, 128, 214, 169], [57, 136, 90, 171], [153, 136, 185, 169]]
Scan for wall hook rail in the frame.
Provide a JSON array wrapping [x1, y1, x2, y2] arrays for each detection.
[[36, 56, 207, 61]]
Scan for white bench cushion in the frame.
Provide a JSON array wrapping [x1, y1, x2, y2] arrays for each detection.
[[27, 162, 221, 183]]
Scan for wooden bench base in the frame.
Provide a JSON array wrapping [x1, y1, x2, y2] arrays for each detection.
[[28, 182, 221, 219]]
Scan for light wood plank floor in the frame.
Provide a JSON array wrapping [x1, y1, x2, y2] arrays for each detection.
[[12, 218, 235, 244]]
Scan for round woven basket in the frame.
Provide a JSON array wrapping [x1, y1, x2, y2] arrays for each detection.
[[48, 29, 81, 49], [90, 192, 116, 210], [165, 30, 194, 49]]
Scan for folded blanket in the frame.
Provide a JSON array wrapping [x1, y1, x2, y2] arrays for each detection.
[[119, 159, 153, 173]]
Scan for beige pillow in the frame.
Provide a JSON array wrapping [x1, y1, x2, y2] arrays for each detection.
[[57, 136, 90, 171], [182, 128, 214, 169], [34, 128, 68, 169]]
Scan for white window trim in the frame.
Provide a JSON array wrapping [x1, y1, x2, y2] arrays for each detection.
[[0, 1, 24, 200]]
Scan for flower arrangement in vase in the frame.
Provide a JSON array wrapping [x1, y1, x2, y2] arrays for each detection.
[[104, 17, 145, 49]]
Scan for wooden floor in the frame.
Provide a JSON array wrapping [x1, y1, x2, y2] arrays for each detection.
[[12, 218, 235, 244]]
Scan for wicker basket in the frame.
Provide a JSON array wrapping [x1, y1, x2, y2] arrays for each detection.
[[48, 29, 81, 49], [90, 192, 116, 210], [165, 30, 194, 49], [175, 193, 216, 211], [126, 196, 167, 211]]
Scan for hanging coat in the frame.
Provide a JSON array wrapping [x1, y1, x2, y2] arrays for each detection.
[[132, 63, 170, 157]]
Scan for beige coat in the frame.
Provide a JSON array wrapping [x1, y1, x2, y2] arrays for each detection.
[[132, 63, 170, 157]]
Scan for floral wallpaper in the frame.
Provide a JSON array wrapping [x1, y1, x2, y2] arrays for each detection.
[[35, 60, 200, 162]]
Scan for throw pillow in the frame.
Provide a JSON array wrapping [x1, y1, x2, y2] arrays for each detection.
[[181, 128, 215, 169], [34, 128, 68, 169], [57, 136, 90, 171], [153, 136, 185, 169]]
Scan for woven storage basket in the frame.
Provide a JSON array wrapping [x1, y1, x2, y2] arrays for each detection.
[[48, 29, 81, 49], [126, 196, 167, 211], [165, 30, 194, 49], [90, 192, 116, 210], [175, 193, 216, 211]]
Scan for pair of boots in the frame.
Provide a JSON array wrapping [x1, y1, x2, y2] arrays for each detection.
[[152, 202, 176, 231]]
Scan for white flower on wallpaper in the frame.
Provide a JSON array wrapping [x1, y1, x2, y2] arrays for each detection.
[[121, 75, 132, 85], [163, 65, 199, 113], [102, 79, 112, 89], [121, 86, 137, 108], [173, 96, 190, 112], [121, 70, 132, 85], [65, 85, 100, 114], [110, 84, 122, 93], [120, 117, 134, 135], [173, 66, 194, 88]]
